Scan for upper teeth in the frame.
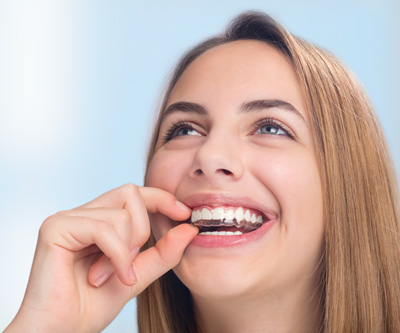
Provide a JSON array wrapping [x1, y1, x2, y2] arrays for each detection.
[[191, 207, 263, 224]]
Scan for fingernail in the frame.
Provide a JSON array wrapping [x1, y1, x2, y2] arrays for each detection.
[[176, 200, 191, 212], [129, 266, 137, 284], [130, 247, 140, 259], [93, 273, 110, 288]]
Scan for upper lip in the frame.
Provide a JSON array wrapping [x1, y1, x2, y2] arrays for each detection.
[[182, 192, 278, 221]]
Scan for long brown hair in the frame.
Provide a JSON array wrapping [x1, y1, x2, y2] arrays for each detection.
[[138, 11, 400, 332]]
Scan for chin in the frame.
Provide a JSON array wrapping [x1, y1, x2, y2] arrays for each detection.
[[173, 255, 257, 301], [172, 239, 278, 301]]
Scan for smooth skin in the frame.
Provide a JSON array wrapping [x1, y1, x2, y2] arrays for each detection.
[[7, 40, 324, 333], [147, 41, 324, 332], [5, 184, 198, 332]]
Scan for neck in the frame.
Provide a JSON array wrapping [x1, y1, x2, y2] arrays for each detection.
[[192, 280, 324, 333]]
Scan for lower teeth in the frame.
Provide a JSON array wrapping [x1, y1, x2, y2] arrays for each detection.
[[199, 230, 243, 236]]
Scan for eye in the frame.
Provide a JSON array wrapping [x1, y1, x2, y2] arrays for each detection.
[[253, 118, 295, 139], [175, 127, 200, 137], [162, 121, 202, 142], [257, 124, 286, 135]]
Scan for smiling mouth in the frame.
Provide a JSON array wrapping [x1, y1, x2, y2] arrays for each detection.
[[191, 206, 265, 235]]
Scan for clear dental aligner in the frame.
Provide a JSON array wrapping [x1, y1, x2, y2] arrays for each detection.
[[191, 207, 264, 231]]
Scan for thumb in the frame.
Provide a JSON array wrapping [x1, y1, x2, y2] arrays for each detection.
[[128, 223, 198, 297]]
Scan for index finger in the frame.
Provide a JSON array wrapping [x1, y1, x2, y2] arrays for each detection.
[[78, 184, 192, 245]]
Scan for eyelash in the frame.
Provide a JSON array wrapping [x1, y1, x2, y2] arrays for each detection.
[[162, 120, 197, 143], [253, 118, 296, 140], [162, 118, 296, 143]]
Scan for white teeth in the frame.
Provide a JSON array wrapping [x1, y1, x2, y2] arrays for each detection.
[[236, 207, 244, 221], [201, 207, 212, 220], [244, 209, 251, 221], [191, 206, 264, 226], [199, 230, 243, 236], [225, 209, 235, 221], [212, 207, 224, 220], [192, 210, 200, 222]]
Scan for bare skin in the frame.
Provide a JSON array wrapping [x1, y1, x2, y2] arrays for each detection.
[[7, 40, 324, 332], [147, 40, 325, 332], [5, 184, 198, 332]]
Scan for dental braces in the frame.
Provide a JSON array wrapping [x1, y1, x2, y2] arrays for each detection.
[[192, 218, 263, 231]]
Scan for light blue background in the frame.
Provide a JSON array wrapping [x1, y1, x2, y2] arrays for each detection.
[[1, 1, 399, 332]]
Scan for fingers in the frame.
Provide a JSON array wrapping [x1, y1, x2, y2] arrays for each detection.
[[88, 247, 140, 287], [53, 208, 139, 287], [138, 186, 192, 218], [39, 214, 136, 286], [42, 184, 194, 289], [58, 208, 134, 248], [79, 184, 192, 246], [88, 216, 197, 289], [128, 223, 198, 297]]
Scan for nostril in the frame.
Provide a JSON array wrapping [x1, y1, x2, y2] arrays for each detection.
[[220, 169, 232, 175], [193, 168, 233, 176]]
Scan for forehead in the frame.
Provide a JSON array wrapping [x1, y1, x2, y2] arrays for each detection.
[[167, 40, 306, 118]]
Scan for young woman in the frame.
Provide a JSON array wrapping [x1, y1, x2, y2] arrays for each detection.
[[6, 11, 400, 332]]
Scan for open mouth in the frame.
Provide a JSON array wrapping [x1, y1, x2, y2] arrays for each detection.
[[191, 206, 265, 235]]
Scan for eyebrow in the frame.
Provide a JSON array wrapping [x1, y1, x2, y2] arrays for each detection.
[[162, 99, 304, 121], [162, 102, 207, 120], [239, 99, 305, 122]]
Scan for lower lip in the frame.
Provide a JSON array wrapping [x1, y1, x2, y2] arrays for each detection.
[[190, 220, 276, 248]]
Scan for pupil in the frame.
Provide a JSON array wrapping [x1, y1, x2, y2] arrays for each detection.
[[262, 125, 277, 134], [177, 128, 192, 136]]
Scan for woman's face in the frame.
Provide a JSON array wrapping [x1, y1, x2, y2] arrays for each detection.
[[146, 40, 324, 301]]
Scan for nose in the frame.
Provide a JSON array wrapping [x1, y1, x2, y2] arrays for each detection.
[[189, 131, 244, 182]]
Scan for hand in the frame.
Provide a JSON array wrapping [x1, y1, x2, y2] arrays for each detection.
[[5, 184, 198, 332]]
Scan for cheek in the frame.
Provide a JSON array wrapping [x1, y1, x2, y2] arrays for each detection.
[[146, 150, 191, 191], [251, 149, 324, 229], [146, 150, 194, 240], [251, 150, 324, 274]]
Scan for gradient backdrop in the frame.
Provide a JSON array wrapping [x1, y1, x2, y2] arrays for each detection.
[[1, 1, 399, 332]]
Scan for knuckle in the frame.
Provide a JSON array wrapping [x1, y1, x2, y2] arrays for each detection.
[[118, 183, 142, 205], [121, 183, 139, 196], [156, 232, 181, 267], [55, 209, 69, 216], [155, 245, 171, 267], [162, 228, 175, 244], [38, 215, 58, 242]]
